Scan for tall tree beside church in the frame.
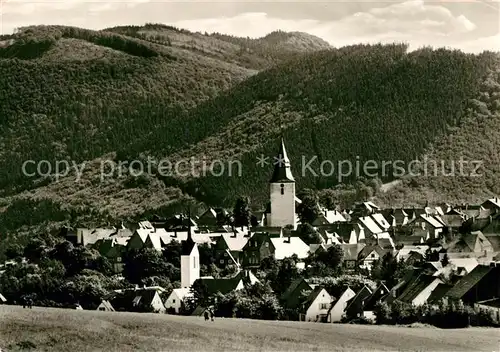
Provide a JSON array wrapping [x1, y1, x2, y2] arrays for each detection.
[[233, 196, 250, 229], [296, 189, 321, 224]]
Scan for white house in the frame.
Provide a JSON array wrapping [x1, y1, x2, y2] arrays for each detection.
[[328, 287, 356, 323], [164, 288, 193, 314], [301, 287, 333, 322]]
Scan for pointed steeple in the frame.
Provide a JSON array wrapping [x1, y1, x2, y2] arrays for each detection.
[[181, 206, 196, 255], [270, 138, 295, 183]]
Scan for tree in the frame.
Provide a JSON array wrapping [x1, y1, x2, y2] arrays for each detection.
[[297, 223, 322, 245], [5, 243, 23, 260], [296, 189, 321, 224], [233, 196, 250, 229], [318, 189, 338, 210], [163, 240, 182, 267], [123, 248, 175, 284], [190, 279, 211, 308]]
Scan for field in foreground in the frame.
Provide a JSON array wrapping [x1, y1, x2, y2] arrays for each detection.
[[0, 306, 499, 352]]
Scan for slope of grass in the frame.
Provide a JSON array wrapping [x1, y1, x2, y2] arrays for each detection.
[[0, 306, 498, 352]]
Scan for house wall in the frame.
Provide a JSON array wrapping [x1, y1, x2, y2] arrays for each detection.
[[269, 182, 296, 228], [165, 291, 183, 314], [305, 289, 332, 322], [329, 289, 355, 323], [361, 251, 380, 269], [474, 303, 500, 324], [151, 292, 166, 313], [181, 246, 200, 288], [412, 279, 443, 306]]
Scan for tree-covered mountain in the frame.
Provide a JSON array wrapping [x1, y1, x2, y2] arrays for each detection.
[[0, 24, 499, 240]]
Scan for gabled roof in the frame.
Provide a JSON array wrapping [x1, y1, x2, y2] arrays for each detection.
[[445, 265, 495, 299], [196, 276, 243, 296], [270, 237, 309, 259], [397, 274, 440, 304], [303, 287, 330, 309], [371, 213, 391, 230], [417, 214, 444, 228], [97, 300, 115, 311], [363, 283, 390, 310], [217, 234, 249, 252], [359, 216, 383, 234], [269, 138, 295, 183], [281, 278, 312, 301], [427, 283, 453, 304], [345, 285, 373, 311], [171, 288, 193, 301], [340, 243, 366, 261], [358, 245, 387, 260]]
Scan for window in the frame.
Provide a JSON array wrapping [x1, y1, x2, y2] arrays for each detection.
[[224, 252, 228, 257], [280, 184, 284, 195], [265, 242, 269, 247], [220, 259, 224, 264], [371, 253, 375, 258], [319, 303, 328, 310], [99, 307, 105, 311], [193, 257, 196, 268], [172, 299, 176, 303], [117, 257, 122, 262]]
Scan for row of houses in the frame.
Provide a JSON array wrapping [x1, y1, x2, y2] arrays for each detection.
[[279, 261, 500, 324]]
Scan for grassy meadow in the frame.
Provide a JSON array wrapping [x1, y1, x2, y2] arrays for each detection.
[[0, 305, 499, 351]]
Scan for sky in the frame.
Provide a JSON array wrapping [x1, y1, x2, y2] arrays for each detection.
[[0, 0, 499, 53]]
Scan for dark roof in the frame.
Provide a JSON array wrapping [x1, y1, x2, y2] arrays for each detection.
[[269, 139, 295, 183], [358, 245, 387, 260], [303, 286, 327, 309], [397, 274, 438, 303], [110, 288, 159, 311], [281, 278, 312, 301], [181, 220, 196, 255], [345, 285, 373, 313], [363, 283, 390, 310], [197, 276, 242, 295], [445, 265, 494, 299], [427, 283, 453, 304]]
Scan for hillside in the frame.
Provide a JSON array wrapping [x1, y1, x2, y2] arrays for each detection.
[[0, 24, 499, 242], [122, 44, 500, 207], [0, 25, 327, 195], [1, 306, 498, 352]]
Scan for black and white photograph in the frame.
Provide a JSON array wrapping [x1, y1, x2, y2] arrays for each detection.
[[0, 0, 499, 351]]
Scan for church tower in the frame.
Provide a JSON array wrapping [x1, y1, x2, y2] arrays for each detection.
[[268, 138, 296, 229], [180, 212, 199, 288]]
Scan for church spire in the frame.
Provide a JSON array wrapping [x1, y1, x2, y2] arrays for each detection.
[[270, 138, 294, 183], [181, 206, 195, 255]]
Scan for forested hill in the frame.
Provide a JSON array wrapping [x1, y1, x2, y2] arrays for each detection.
[[0, 25, 328, 196], [121, 44, 500, 208], [0, 24, 499, 244]]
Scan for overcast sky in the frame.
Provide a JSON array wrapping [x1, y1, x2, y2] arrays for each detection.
[[1, 0, 498, 53]]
